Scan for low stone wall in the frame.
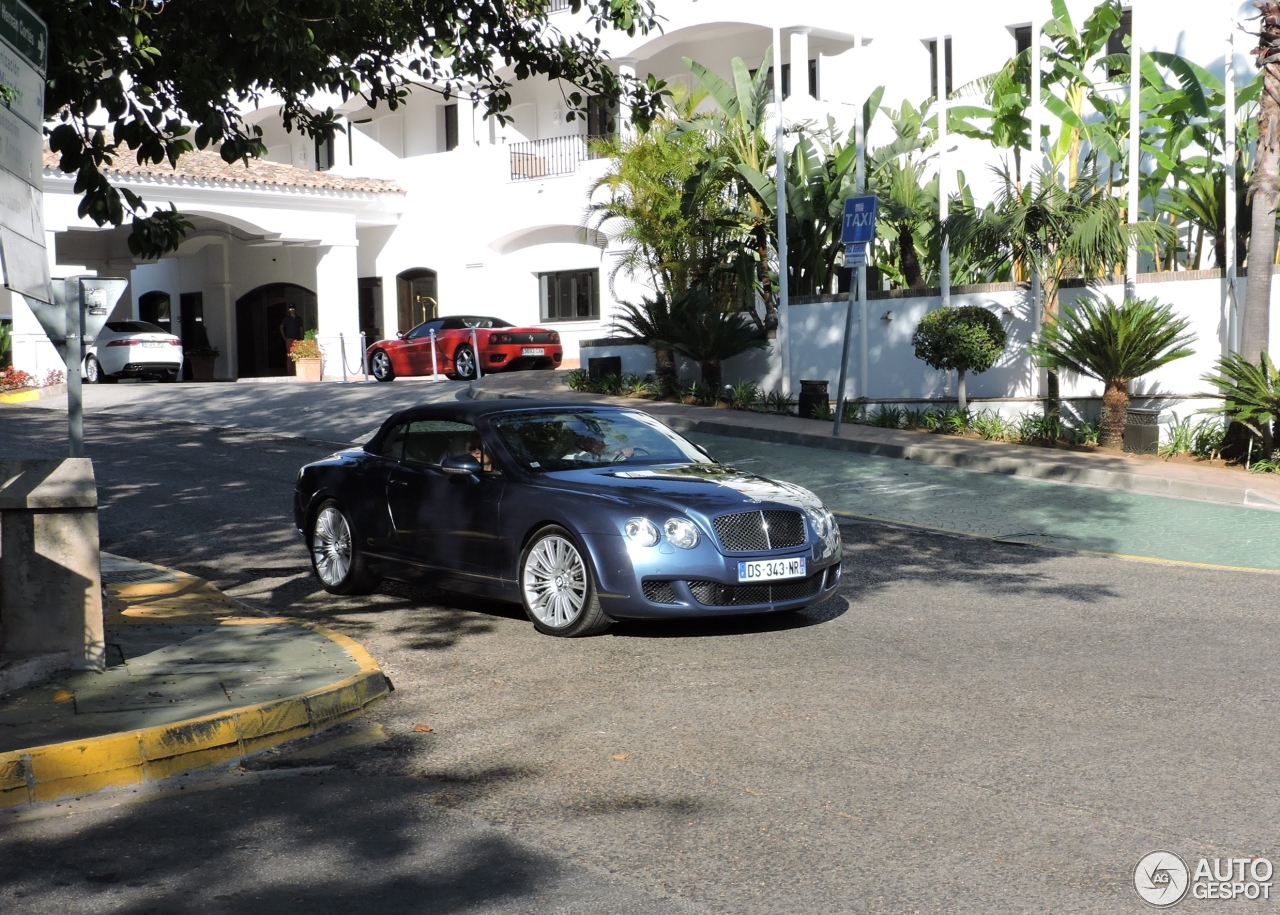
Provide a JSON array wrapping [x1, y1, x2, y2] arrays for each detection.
[[0, 459, 105, 689]]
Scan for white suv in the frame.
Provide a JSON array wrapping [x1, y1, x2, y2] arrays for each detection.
[[85, 321, 185, 383]]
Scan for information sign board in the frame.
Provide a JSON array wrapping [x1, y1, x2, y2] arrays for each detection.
[[0, 0, 49, 304], [840, 195, 879, 246]]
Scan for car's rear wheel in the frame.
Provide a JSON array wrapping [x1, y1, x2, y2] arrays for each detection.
[[519, 525, 611, 637], [85, 356, 114, 384], [453, 344, 477, 381], [370, 349, 395, 382], [309, 500, 380, 595]]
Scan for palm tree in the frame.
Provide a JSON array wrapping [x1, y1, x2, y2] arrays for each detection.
[[612, 295, 679, 395], [1243, 2, 1280, 364], [948, 165, 1173, 415], [667, 289, 768, 391], [1029, 296, 1195, 449]]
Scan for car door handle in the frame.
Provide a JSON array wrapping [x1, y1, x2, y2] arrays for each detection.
[[389, 479, 409, 487]]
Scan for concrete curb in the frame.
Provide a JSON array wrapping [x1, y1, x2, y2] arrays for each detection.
[[0, 383, 65, 405], [0, 559, 391, 808]]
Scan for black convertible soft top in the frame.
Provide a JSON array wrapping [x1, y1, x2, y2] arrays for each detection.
[[362, 399, 629, 454]]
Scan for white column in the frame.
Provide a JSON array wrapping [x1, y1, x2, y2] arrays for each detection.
[[1225, 0, 1239, 353], [773, 27, 790, 396], [1125, 0, 1141, 295], [202, 240, 234, 380], [617, 59, 636, 136], [936, 34, 950, 309], [315, 243, 360, 380], [789, 28, 811, 103], [1029, 7, 1043, 182]]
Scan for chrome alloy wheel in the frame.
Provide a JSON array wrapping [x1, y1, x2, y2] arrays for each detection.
[[312, 506, 353, 587], [371, 350, 393, 380], [522, 534, 588, 628], [454, 346, 476, 380]]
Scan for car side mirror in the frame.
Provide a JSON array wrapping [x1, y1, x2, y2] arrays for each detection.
[[441, 453, 482, 476], [396, 331, 404, 340]]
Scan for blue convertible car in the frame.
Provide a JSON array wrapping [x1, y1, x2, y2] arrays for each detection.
[[294, 401, 843, 636]]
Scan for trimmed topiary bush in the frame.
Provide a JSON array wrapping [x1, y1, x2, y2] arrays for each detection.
[[912, 306, 1009, 411]]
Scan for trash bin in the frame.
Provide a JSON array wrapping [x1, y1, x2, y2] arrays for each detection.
[[798, 379, 829, 419], [1123, 407, 1161, 455]]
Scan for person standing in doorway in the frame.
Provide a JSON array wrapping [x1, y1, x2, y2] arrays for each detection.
[[280, 304, 303, 375]]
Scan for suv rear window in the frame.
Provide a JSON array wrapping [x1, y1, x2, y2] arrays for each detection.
[[106, 321, 167, 334]]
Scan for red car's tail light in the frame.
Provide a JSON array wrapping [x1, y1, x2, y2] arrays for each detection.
[[549, 332, 560, 343], [490, 333, 510, 345]]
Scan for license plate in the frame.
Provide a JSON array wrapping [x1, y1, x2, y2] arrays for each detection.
[[522, 347, 545, 356], [737, 557, 807, 582], [142, 341, 166, 348]]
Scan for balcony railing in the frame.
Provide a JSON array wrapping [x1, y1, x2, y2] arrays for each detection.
[[510, 134, 590, 181], [545, 0, 573, 12]]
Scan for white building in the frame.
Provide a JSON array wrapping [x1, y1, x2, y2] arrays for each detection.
[[4, 0, 1245, 381]]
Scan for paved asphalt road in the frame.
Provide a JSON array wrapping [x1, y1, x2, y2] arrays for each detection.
[[2, 393, 1279, 914]]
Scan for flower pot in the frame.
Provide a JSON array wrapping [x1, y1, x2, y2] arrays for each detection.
[[190, 354, 217, 382], [294, 357, 323, 382]]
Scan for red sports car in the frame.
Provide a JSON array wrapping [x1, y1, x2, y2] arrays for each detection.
[[367, 315, 562, 382]]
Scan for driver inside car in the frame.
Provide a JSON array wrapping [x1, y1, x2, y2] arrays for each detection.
[[466, 435, 494, 472]]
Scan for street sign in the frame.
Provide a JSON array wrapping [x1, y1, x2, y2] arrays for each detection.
[[840, 194, 879, 246], [22, 275, 126, 353], [0, 0, 49, 304]]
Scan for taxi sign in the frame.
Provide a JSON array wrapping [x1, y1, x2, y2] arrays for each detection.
[[840, 195, 878, 246]]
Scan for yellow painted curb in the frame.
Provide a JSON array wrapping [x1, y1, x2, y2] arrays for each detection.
[[0, 388, 40, 404], [0, 558, 392, 808], [0, 621, 390, 808]]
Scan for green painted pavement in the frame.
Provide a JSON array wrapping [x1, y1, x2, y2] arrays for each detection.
[[689, 433, 1280, 572]]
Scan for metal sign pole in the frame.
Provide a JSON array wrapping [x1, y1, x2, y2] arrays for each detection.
[[430, 330, 439, 379], [339, 333, 349, 383], [66, 283, 84, 457], [360, 331, 369, 381], [833, 195, 878, 436], [470, 327, 483, 379]]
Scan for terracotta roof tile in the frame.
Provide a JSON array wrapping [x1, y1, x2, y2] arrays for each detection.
[[42, 147, 403, 195]]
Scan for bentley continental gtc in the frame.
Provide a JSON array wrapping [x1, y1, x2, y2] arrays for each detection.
[[294, 402, 843, 636]]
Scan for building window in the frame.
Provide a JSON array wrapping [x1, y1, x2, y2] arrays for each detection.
[[315, 133, 335, 171], [1013, 26, 1032, 88], [539, 270, 599, 322], [753, 61, 818, 101], [1107, 8, 1132, 78], [444, 104, 459, 151], [587, 96, 617, 139], [928, 38, 953, 99]]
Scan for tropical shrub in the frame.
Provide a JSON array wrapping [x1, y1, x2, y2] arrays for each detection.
[[1028, 296, 1195, 449], [912, 306, 1008, 411], [0, 322, 11, 368], [1202, 351, 1280, 459], [902, 407, 931, 429], [1017, 412, 1062, 445], [667, 289, 768, 391], [727, 380, 760, 411], [564, 368, 591, 391], [763, 390, 795, 416], [811, 401, 835, 422], [971, 410, 1016, 441], [870, 406, 904, 429]]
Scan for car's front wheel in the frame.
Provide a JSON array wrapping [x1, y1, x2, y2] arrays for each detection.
[[519, 525, 611, 637], [309, 500, 380, 595], [453, 344, 477, 381], [370, 349, 395, 382]]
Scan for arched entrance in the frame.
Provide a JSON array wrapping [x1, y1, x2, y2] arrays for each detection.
[[138, 291, 172, 332], [235, 283, 318, 377], [397, 268, 437, 334]]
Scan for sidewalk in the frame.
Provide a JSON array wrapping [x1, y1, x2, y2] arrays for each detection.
[[0, 554, 390, 808], [469, 372, 1280, 513]]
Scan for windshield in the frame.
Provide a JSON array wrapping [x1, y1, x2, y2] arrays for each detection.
[[490, 410, 709, 472], [107, 321, 168, 334]]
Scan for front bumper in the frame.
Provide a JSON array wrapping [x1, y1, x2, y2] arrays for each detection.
[[581, 531, 842, 620]]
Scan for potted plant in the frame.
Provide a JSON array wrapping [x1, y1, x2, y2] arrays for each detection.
[[188, 345, 220, 382], [289, 331, 323, 382]]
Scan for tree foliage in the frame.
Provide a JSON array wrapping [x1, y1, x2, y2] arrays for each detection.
[[912, 307, 1008, 377], [40, 0, 663, 258], [1202, 351, 1280, 458], [1029, 296, 1195, 448]]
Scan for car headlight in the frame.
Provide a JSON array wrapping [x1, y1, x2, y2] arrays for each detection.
[[804, 507, 828, 539], [663, 517, 700, 549], [624, 517, 661, 547]]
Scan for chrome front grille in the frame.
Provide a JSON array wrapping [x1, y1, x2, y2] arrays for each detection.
[[712, 509, 807, 552]]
